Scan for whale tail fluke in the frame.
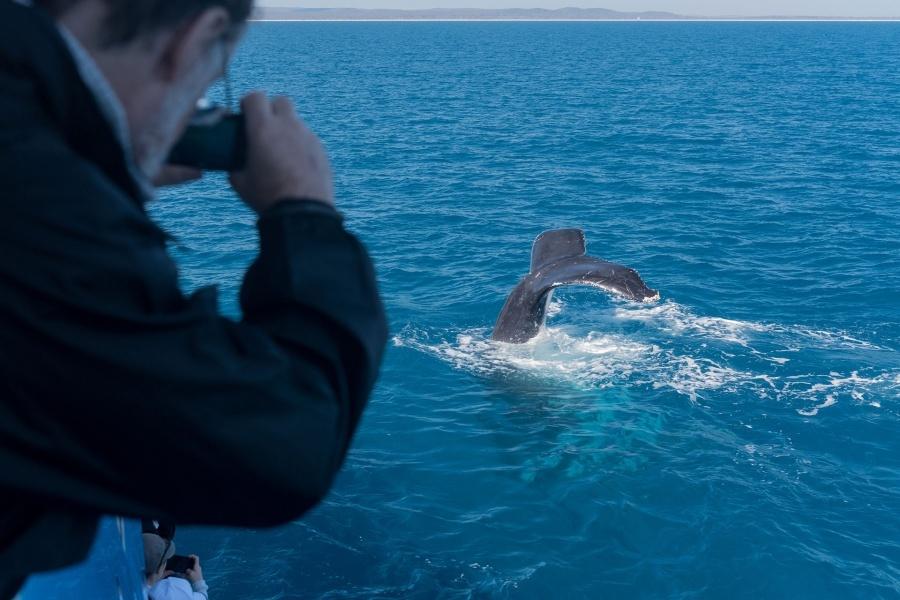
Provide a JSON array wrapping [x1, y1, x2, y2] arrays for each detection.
[[492, 228, 658, 343], [530, 228, 586, 272]]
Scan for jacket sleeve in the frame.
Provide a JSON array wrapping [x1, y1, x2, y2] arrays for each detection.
[[191, 579, 210, 600], [0, 148, 388, 527]]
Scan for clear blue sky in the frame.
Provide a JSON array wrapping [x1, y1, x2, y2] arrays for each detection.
[[258, 1, 899, 17]]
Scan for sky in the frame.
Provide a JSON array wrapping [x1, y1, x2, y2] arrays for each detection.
[[258, 1, 900, 17]]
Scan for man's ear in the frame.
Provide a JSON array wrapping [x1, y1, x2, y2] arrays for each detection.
[[156, 7, 231, 83]]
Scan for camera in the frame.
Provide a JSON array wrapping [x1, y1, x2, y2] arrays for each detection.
[[165, 554, 196, 574], [168, 103, 246, 172]]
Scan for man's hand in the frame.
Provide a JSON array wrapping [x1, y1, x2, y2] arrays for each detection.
[[230, 92, 334, 213], [185, 554, 204, 584], [153, 165, 203, 187]]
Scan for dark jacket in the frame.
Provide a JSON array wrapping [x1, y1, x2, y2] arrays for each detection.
[[0, 1, 387, 592]]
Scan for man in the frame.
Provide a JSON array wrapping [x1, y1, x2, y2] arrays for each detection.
[[143, 535, 208, 600], [0, 0, 387, 596], [149, 556, 209, 600]]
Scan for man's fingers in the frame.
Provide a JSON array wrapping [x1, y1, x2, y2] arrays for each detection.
[[271, 96, 295, 117], [229, 88, 334, 210], [153, 165, 202, 187], [241, 91, 269, 113], [241, 91, 272, 131]]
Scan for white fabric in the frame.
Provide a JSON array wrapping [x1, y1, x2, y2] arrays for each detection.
[[149, 576, 209, 600]]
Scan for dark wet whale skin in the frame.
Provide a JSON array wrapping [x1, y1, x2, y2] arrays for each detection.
[[492, 231, 658, 343]]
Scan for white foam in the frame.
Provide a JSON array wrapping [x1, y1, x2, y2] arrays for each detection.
[[395, 325, 756, 402], [545, 298, 564, 318], [797, 395, 838, 417], [393, 301, 898, 415], [613, 301, 772, 346], [612, 300, 888, 351], [792, 328, 882, 350], [660, 356, 751, 403]]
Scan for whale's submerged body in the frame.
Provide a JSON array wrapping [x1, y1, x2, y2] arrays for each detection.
[[491, 229, 659, 343]]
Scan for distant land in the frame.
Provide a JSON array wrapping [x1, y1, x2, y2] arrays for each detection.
[[254, 6, 900, 20]]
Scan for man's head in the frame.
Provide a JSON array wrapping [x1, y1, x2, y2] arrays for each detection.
[[35, 0, 253, 178], [142, 532, 176, 585]]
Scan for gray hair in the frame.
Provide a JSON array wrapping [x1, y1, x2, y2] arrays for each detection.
[[34, 0, 254, 46], [141, 533, 176, 577]]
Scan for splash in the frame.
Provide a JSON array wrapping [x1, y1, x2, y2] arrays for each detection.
[[394, 300, 899, 413], [612, 301, 886, 350]]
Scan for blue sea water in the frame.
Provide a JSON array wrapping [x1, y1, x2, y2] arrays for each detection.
[[151, 22, 900, 599]]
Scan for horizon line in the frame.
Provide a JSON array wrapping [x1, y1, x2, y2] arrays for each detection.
[[254, 6, 900, 19], [250, 18, 900, 21], [250, 17, 900, 22]]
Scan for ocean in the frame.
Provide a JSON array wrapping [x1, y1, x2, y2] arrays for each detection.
[[151, 22, 900, 599]]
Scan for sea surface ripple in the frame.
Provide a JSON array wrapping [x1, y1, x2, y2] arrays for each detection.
[[152, 22, 900, 599]]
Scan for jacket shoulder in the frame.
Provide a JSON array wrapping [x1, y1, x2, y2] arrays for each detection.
[[2, 127, 148, 216], [0, 128, 183, 313]]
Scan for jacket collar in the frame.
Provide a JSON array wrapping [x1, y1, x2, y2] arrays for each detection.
[[0, 0, 146, 204]]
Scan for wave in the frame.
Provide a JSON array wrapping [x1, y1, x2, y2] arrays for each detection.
[[611, 301, 886, 350], [393, 300, 899, 415]]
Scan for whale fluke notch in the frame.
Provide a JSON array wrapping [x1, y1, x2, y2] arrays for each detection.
[[492, 228, 658, 343], [530, 228, 586, 272]]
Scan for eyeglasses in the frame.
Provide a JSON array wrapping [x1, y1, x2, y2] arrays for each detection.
[[224, 68, 234, 111], [221, 40, 235, 111], [191, 39, 237, 118]]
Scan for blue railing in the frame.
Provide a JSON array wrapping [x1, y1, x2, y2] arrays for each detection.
[[18, 517, 145, 600]]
